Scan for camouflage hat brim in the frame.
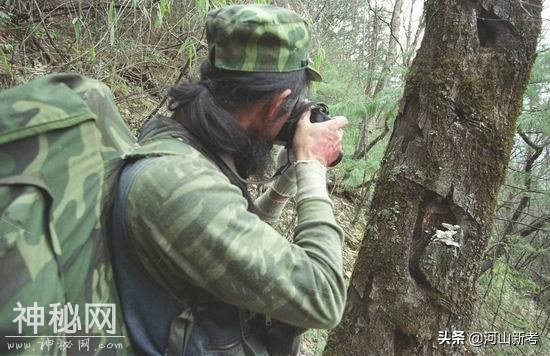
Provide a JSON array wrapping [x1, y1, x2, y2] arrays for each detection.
[[307, 65, 322, 82]]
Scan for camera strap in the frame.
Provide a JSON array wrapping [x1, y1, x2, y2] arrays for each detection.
[[219, 148, 293, 185]]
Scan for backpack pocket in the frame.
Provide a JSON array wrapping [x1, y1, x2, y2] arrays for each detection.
[[0, 179, 65, 335]]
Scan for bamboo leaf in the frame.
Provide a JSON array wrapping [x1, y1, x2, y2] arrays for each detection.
[[155, 3, 163, 28], [108, 0, 116, 22], [108, 0, 117, 46], [188, 43, 196, 66], [110, 26, 115, 46], [0, 48, 10, 74], [195, 0, 209, 14], [72, 17, 81, 44]]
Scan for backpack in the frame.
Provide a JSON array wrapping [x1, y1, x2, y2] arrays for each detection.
[[0, 73, 186, 354]]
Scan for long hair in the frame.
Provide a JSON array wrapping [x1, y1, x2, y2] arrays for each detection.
[[168, 61, 310, 177]]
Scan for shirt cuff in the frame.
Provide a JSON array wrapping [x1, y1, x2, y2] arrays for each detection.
[[295, 160, 330, 203]]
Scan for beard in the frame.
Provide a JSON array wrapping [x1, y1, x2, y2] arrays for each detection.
[[233, 136, 274, 180]]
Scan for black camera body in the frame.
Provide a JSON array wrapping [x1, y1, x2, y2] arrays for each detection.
[[275, 101, 343, 166]]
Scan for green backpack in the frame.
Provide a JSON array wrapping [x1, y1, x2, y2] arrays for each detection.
[[0, 73, 183, 355]]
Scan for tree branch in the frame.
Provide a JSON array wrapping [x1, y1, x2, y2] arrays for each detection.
[[480, 131, 547, 274]]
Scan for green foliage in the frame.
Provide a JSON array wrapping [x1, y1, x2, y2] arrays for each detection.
[[339, 142, 386, 190], [107, 0, 117, 46], [313, 47, 404, 190], [474, 261, 549, 355], [155, 0, 172, 28], [89, 46, 96, 61], [510, 234, 550, 262], [137, 0, 151, 21], [302, 329, 329, 355], [518, 48, 550, 135], [178, 38, 198, 67], [311, 46, 326, 79], [0, 10, 11, 30], [195, 0, 211, 14], [0, 48, 11, 75], [72, 17, 82, 45]]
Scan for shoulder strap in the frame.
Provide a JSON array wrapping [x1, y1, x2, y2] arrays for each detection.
[[112, 156, 198, 356], [123, 138, 190, 160]]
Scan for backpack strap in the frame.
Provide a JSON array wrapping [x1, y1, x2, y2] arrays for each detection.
[[112, 155, 197, 356], [122, 138, 191, 160], [113, 116, 263, 355], [113, 117, 217, 355]]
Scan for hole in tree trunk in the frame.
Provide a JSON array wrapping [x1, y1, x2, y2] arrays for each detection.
[[477, 17, 496, 47], [394, 328, 418, 354], [409, 193, 457, 289], [477, 7, 517, 48]]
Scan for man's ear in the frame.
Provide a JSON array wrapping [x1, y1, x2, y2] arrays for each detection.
[[265, 89, 292, 122]]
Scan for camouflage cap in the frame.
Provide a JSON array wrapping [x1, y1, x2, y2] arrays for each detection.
[[206, 4, 322, 81]]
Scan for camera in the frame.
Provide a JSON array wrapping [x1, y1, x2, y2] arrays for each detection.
[[275, 100, 343, 166]]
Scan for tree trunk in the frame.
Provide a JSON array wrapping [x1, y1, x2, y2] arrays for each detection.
[[353, 0, 380, 160], [353, 114, 370, 159], [405, 0, 417, 51], [404, 8, 424, 68], [354, 0, 402, 160], [372, 0, 403, 95], [363, 0, 380, 98], [326, 0, 542, 354]]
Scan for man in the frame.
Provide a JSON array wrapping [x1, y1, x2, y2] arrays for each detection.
[[111, 4, 348, 355]]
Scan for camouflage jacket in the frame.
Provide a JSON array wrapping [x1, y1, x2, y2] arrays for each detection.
[[115, 118, 346, 354]]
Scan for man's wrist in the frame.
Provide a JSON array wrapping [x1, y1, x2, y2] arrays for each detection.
[[255, 188, 288, 223], [295, 160, 329, 202], [271, 173, 297, 198]]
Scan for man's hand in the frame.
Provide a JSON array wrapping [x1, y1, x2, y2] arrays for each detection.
[[292, 110, 348, 166]]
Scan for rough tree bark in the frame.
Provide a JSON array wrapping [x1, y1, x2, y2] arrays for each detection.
[[326, 0, 542, 354]]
